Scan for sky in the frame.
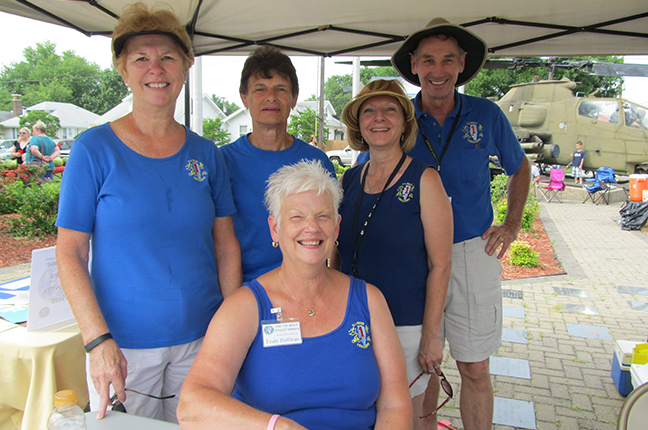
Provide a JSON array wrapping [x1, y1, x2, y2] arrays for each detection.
[[1, 11, 647, 108]]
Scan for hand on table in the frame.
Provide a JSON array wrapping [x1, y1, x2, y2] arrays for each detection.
[[88, 339, 128, 419]]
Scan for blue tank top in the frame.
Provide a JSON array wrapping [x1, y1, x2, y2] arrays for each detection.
[[338, 158, 429, 326], [232, 277, 380, 430]]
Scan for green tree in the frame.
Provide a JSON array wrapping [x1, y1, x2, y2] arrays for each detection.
[[18, 111, 60, 138], [465, 56, 624, 100], [79, 68, 129, 115], [203, 117, 231, 146], [0, 41, 128, 114], [288, 107, 328, 142], [210, 95, 240, 116]]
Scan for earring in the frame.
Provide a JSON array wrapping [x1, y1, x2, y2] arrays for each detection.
[[335, 240, 339, 247], [401, 134, 405, 142], [272, 241, 279, 248]]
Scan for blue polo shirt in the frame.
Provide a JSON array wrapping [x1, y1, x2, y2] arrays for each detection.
[[408, 91, 525, 243]]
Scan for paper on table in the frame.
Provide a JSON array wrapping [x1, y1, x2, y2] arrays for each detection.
[[27, 246, 76, 332], [0, 305, 28, 324]]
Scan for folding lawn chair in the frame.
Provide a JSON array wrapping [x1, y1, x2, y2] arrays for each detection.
[[538, 168, 566, 203], [583, 166, 617, 205]]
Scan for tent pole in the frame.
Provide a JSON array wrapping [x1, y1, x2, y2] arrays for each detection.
[[184, 73, 191, 128], [192, 56, 203, 135], [318, 55, 325, 149]]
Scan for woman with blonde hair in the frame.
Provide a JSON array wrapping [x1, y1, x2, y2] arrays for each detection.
[[55, 2, 241, 423], [334, 79, 453, 429], [26, 120, 59, 179], [11, 127, 30, 164]]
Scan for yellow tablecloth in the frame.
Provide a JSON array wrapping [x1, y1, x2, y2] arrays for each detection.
[[0, 324, 88, 430]]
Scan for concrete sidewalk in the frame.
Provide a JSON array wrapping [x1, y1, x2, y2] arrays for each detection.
[[438, 198, 648, 429]]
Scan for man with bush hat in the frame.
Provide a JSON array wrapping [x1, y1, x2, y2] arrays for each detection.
[[391, 17, 531, 429]]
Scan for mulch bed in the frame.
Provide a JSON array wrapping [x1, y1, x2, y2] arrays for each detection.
[[0, 214, 57, 268], [0, 214, 565, 280], [500, 216, 565, 280]]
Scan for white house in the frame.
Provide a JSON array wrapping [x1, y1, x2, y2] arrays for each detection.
[[97, 90, 226, 124], [0, 101, 99, 140], [221, 100, 344, 144]]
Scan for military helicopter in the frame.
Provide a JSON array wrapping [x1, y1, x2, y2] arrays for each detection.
[[492, 59, 648, 175]]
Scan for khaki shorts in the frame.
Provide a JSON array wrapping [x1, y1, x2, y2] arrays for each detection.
[[442, 236, 502, 363], [396, 325, 430, 398]]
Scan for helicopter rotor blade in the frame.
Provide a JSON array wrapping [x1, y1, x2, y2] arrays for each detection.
[[591, 63, 648, 77]]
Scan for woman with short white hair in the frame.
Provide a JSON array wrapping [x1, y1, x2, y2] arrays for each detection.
[[178, 160, 412, 430]]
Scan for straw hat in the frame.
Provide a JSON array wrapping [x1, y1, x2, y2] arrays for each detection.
[[341, 79, 417, 152], [391, 17, 487, 87]]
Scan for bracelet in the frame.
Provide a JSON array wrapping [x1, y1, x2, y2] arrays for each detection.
[[267, 414, 280, 430], [84, 333, 113, 353]]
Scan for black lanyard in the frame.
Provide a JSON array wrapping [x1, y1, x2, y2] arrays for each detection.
[[350, 152, 407, 277], [419, 96, 462, 172]]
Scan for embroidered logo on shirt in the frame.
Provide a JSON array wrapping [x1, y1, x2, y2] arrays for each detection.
[[185, 159, 208, 182], [349, 321, 371, 349], [463, 122, 483, 144], [396, 183, 414, 203]]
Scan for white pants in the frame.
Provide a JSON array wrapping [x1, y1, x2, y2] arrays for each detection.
[[86, 338, 203, 423]]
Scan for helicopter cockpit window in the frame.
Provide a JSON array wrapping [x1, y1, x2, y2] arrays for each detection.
[[623, 103, 648, 130], [579, 100, 619, 124]]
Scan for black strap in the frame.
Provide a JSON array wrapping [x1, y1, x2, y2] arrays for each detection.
[[419, 96, 462, 172], [84, 332, 113, 353], [350, 152, 407, 277]]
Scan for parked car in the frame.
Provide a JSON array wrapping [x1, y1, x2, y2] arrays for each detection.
[[326, 145, 353, 166], [0, 140, 15, 160], [57, 139, 75, 157]]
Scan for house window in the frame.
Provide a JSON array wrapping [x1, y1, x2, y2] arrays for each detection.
[[239, 125, 248, 137]]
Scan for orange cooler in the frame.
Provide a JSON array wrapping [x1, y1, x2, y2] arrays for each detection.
[[629, 174, 648, 202]]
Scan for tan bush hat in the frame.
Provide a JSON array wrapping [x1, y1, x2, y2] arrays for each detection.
[[391, 17, 487, 87]]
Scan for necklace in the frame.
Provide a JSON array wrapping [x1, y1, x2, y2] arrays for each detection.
[[276, 271, 324, 316], [364, 170, 387, 192]]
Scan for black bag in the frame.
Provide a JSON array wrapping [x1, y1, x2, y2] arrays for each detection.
[[619, 200, 648, 231]]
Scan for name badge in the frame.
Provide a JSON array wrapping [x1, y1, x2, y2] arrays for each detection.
[[261, 319, 302, 347]]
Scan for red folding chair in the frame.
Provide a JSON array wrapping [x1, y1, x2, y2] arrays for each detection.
[[538, 168, 566, 203]]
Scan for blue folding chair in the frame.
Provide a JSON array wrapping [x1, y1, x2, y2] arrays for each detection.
[[583, 166, 617, 205]]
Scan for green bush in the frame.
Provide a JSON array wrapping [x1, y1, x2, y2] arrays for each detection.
[[492, 196, 540, 231], [0, 182, 26, 215], [5, 181, 60, 238], [490, 173, 508, 207], [332, 161, 350, 178], [509, 241, 541, 267]]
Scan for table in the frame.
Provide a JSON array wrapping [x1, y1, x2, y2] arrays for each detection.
[[0, 324, 88, 430], [86, 411, 180, 429]]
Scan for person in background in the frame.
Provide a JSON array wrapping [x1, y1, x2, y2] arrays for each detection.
[[391, 17, 531, 429], [220, 46, 335, 282], [11, 127, 30, 165], [309, 135, 318, 147], [178, 160, 412, 430], [334, 79, 453, 429], [55, 2, 241, 423], [571, 141, 585, 184], [26, 120, 59, 179]]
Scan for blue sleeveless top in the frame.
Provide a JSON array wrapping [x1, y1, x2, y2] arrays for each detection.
[[338, 158, 430, 326], [232, 277, 380, 430]]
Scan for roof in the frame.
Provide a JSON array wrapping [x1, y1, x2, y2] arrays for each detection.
[[97, 90, 226, 124], [0, 1, 646, 57], [0, 101, 99, 128]]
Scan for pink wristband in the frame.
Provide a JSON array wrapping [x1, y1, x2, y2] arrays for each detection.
[[267, 414, 280, 430]]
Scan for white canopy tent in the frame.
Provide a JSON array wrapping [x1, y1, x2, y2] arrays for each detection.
[[1, 0, 647, 132]]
